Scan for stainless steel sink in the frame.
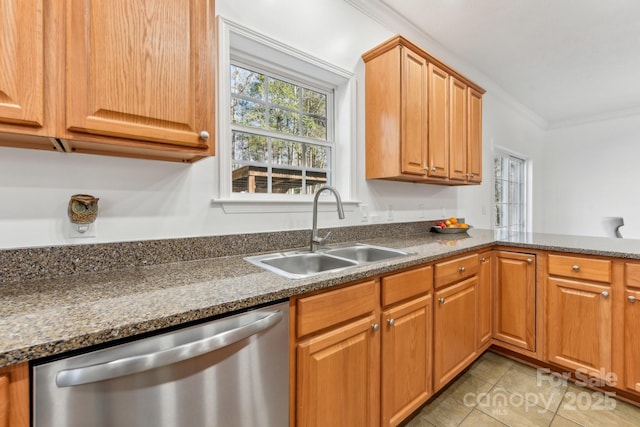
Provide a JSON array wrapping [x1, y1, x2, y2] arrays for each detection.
[[324, 244, 410, 263], [245, 244, 413, 279]]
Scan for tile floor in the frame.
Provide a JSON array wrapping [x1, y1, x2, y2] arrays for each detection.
[[402, 351, 640, 427]]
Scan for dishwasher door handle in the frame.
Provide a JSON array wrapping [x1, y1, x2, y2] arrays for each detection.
[[55, 309, 284, 387]]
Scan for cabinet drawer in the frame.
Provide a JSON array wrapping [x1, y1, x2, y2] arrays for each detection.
[[625, 263, 640, 288], [548, 254, 611, 283], [296, 280, 377, 337], [381, 265, 432, 307], [434, 254, 479, 288]]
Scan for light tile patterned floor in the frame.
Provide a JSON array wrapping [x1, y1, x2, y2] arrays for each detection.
[[401, 351, 640, 427]]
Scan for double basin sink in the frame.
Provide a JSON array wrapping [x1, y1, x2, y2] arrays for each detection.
[[245, 244, 414, 279]]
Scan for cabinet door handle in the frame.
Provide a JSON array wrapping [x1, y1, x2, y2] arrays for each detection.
[[387, 319, 395, 327], [199, 130, 210, 140], [629, 296, 637, 303], [601, 291, 609, 298], [431, 167, 437, 172], [572, 265, 580, 272], [438, 297, 446, 304], [371, 323, 380, 331], [459, 266, 466, 272], [527, 258, 533, 264], [480, 257, 486, 262]]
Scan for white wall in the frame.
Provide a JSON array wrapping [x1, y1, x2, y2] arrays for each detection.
[[542, 113, 640, 238], [0, 0, 546, 249]]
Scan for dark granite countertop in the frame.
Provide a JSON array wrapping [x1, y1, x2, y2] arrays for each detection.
[[2, 227, 640, 367]]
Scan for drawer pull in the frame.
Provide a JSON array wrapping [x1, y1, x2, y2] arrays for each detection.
[[387, 318, 395, 327], [601, 291, 609, 298], [371, 323, 380, 332], [459, 266, 466, 273], [527, 258, 533, 264], [629, 296, 637, 303], [572, 265, 580, 272], [438, 297, 446, 304]]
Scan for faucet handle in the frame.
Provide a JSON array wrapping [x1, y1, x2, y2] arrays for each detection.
[[313, 231, 332, 245]]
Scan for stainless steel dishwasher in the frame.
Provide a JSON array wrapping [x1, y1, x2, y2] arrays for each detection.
[[33, 301, 289, 427]]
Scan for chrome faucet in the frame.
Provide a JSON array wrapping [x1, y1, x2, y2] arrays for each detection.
[[310, 186, 345, 252]]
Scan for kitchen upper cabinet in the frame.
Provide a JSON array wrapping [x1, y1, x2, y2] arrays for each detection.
[[0, 0, 44, 130], [493, 251, 536, 352], [0, 0, 59, 151], [364, 42, 428, 181], [448, 76, 467, 181], [362, 35, 485, 185], [547, 255, 613, 378], [0, 0, 215, 162], [0, 363, 29, 427], [426, 63, 449, 179], [467, 87, 483, 183], [62, 0, 214, 162]]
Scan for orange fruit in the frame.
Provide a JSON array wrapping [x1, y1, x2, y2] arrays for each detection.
[[449, 217, 458, 225], [459, 223, 469, 229]]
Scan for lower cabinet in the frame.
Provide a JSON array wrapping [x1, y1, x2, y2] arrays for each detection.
[[433, 276, 477, 391], [297, 314, 380, 426], [0, 363, 29, 427], [294, 266, 433, 427], [380, 266, 433, 426], [546, 254, 613, 379], [476, 251, 493, 350], [493, 251, 536, 351], [623, 262, 640, 393]]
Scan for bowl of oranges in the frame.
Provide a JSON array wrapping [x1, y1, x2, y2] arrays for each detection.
[[431, 217, 471, 234]]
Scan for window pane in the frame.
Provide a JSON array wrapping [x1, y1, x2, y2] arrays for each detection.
[[232, 164, 268, 194], [302, 89, 326, 115], [232, 98, 265, 128], [230, 66, 264, 100], [269, 107, 299, 134], [232, 132, 267, 163], [272, 168, 303, 194], [272, 139, 303, 166], [306, 144, 329, 169], [302, 115, 327, 140], [268, 78, 299, 109]]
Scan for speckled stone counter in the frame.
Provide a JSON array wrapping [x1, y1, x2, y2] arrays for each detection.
[[2, 226, 640, 367]]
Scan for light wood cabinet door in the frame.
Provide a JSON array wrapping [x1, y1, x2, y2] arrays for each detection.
[[297, 315, 380, 427], [449, 77, 467, 181], [400, 48, 429, 176], [381, 295, 432, 427], [547, 277, 612, 378], [65, 0, 214, 151], [624, 288, 640, 393], [0, 363, 29, 427], [427, 63, 449, 179], [0, 0, 45, 131], [434, 276, 477, 391], [494, 252, 536, 351], [466, 87, 483, 183], [477, 252, 493, 350]]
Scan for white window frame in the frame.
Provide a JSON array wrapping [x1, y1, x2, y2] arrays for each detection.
[[493, 147, 532, 233], [214, 17, 358, 214]]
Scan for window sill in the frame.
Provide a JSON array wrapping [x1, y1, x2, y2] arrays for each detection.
[[211, 199, 361, 214]]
